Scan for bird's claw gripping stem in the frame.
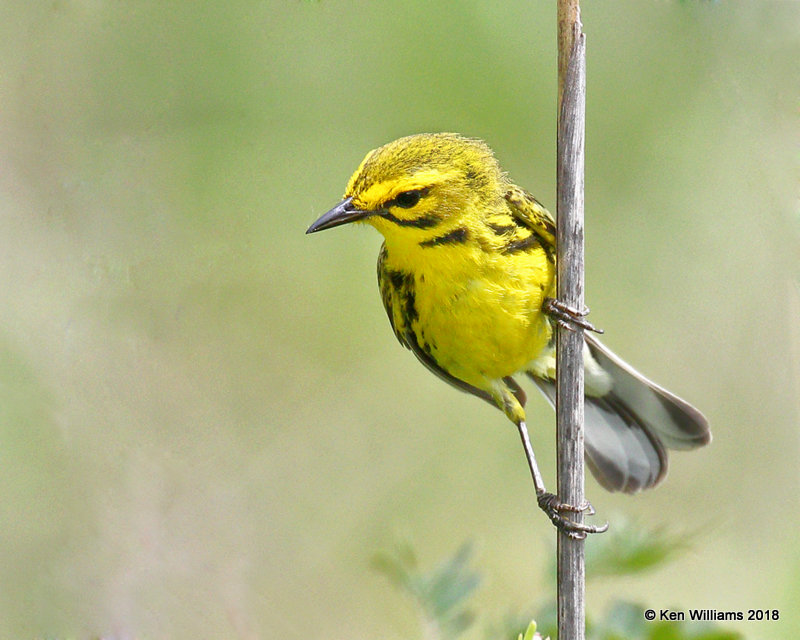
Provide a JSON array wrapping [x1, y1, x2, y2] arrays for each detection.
[[537, 492, 609, 539], [543, 297, 604, 334]]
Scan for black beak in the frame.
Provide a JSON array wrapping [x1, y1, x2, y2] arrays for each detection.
[[306, 197, 372, 234]]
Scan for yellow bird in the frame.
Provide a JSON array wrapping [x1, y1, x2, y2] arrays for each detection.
[[307, 133, 710, 534]]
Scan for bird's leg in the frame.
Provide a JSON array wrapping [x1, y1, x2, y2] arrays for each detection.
[[543, 297, 603, 334], [516, 419, 608, 539], [496, 384, 607, 538]]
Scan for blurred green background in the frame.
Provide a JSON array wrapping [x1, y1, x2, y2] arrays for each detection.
[[1, 1, 798, 638]]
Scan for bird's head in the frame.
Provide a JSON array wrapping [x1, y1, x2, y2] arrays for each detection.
[[307, 133, 506, 243]]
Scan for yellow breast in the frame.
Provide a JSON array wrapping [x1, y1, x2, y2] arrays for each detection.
[[383, 236, 555, 390]]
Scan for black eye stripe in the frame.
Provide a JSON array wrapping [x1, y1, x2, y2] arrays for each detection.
[[379, 210, 441, 228]]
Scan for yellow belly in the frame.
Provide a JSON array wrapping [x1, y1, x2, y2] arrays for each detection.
[[410, 251, 554, 388]]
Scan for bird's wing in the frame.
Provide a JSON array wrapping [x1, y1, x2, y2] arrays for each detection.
[[504, 186, 556, 256], [377, 244, 495, 405]]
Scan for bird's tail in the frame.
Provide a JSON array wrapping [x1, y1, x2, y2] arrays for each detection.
[[530, 334, 711, 493]]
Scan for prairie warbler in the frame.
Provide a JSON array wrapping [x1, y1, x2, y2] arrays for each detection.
[[307, 133, 710, 534]]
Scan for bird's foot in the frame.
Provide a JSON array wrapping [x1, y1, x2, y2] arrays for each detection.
[[543, 297, 604, 334], [537, 492, 609, 539]]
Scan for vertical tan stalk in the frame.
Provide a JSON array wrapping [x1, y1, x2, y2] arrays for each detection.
[[556, 2, 587, 639]]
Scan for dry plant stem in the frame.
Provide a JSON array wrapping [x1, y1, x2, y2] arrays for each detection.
[[556, 1, 591, 639], [557, 0, 581, 109]]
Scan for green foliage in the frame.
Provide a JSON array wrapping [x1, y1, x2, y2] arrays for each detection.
[[584, 515, 688, 579], [374, 519, 741, 640], [542, 514, 689, 584], [517, 621, 544, 640], [372, 541, 481, 640]]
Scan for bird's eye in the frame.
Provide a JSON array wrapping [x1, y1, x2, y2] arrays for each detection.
[[394, 190, 422, 209]]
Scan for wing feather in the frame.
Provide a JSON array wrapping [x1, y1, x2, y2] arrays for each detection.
[[504, 186, 556, 256]]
